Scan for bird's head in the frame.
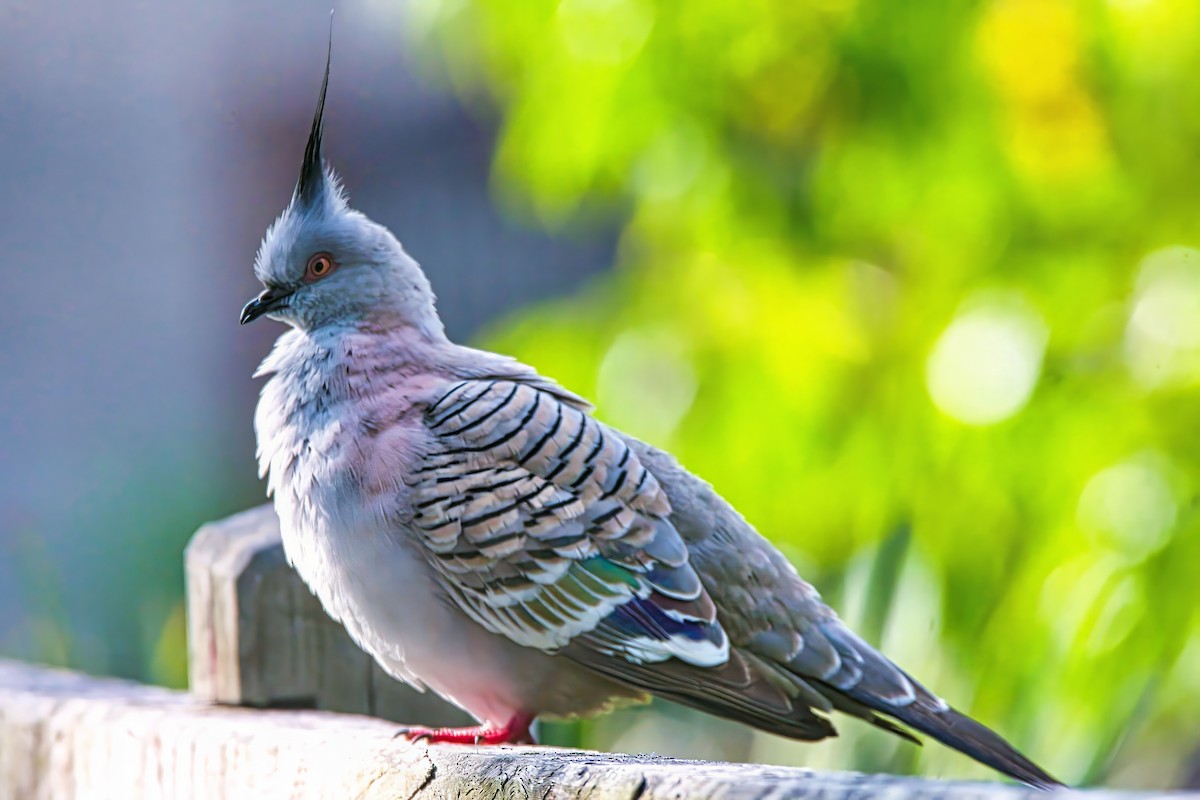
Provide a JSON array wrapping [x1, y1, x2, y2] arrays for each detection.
[[242, 40, 443, 339]]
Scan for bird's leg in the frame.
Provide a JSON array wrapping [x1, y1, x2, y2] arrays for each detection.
[[395, 713, 536, 745]]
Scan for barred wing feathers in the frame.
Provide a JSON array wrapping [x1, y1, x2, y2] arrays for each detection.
[[412, 379, 727, 668]]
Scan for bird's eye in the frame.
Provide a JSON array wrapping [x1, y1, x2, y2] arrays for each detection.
[[304, 253, 337, 282]]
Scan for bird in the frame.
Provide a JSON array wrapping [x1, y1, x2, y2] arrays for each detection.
[[240, 43, 1060, 790]]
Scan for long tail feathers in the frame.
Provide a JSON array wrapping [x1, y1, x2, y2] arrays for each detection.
[[794, 622, 1063, 789], [880, 700, 1063, 790]]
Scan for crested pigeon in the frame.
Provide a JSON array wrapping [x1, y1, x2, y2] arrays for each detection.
[[241, 46, 1059, 789]]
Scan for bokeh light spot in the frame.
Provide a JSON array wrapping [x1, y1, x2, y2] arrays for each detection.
[[557, 0, 654, 65], [925, 293, 1048, 425], [1077, 454, 1176, 561], [1125, 246, 1200, 388], [596, 329, 697, 442], [632, 120, 708, 201], [1082, 572, 1142, 656]]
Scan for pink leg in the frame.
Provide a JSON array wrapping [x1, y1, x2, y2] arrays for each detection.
[[396, 713, 536, 745]]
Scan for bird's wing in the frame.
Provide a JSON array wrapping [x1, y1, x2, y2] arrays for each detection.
[[412, 378, 835, 739], [413, 378, 726, 666]]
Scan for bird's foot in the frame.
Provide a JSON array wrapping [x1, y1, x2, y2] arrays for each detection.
[[395, 714, 535, 745]]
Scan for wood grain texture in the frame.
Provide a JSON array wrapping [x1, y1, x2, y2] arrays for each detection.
[[185, 503, 471, 727], [1, 659, 1162, 800]]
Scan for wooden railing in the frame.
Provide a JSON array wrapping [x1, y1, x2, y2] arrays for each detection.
[[0, 506, 1187, 799]]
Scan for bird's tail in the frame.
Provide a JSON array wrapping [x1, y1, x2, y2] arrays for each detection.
[[803, 622, 1062, 789], [874, 694, 1062, 790]]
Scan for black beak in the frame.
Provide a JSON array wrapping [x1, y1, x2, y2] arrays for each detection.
[[240, 286, 293, 324]]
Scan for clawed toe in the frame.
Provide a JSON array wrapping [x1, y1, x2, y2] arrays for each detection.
[[393, 725, 433, 742], [390, 714, 535, 746]]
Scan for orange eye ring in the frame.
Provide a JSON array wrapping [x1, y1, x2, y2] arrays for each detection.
[[304, 252, 337, 282]]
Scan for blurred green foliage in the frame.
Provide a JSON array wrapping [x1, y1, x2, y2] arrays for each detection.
[[409, 0, 1200, 787]]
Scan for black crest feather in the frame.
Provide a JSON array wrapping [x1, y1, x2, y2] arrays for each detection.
[[295, 18, 333, 207]]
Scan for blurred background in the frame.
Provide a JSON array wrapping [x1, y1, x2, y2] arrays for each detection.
[[1, 0, 1198, 789]]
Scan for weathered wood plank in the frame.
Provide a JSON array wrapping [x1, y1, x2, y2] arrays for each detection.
[[1, 659, 1166, 800], [185, 503, 470, 727]]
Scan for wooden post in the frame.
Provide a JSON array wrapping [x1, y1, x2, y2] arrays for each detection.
[[184, 503, 471, 727]]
